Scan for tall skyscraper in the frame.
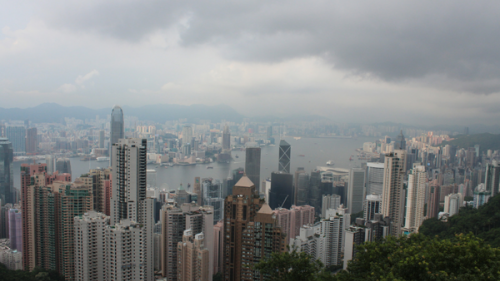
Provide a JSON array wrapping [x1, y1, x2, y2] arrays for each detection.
[[366, 162, 385, 195], [0, 138, 13, 204], [381, 150, 406, 237], [269, 172, 294, 210], [347, 168, 365, 214], [6, 126, 26, 155], [403, 164, 426, 234], [245, 146, 261, 191], [321, 208, 348, 267], [322, 194, 341, 218], [182, 125, 193, 147], [109, 138, 154, 281], [25, 127, 37, 154], [45, 155, 55, 174], [99, 130, 105, 149], [222, 125, 231, 152], [364, 194, 382, 221], [449, 145, 457, 163], [110, 105, 124, 165], [223, 175, 286, 281], [279, 140, 291, 173], [294, 168, 309, 206]]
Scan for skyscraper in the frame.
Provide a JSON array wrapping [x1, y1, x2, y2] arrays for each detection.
[[99, 130, 105, 149], [6, 126, 26, 155], [381, 150, 406, 237], [177, 230, 210, 281], [278, 140, 291, 173], [182, 125, 193, 147], [366, 162, 384, 195], [224, 175, 286, 281], [403, 164, 426, 234], [0, 138, 13, 204], [322, 194, 341, 218], [484, 161, 500, 197], [394, 130, 406, 150], [294, 168, 309, 206], [347, 168, 365, 214], [269, 172, 294, 210], [25, 127, 37, 154], [8, 209, 22, 252], [109, 138, 154, 281], [364, 194, 382, 221], [76, 168, 112, 214], [427, 183, 441, 219], [245, 146, 261, 191], [222, 125, 231, 152], [110, 105, 124, 164], [444, 193, 463, 216]]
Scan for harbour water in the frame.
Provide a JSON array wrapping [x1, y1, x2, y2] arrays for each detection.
[[13, 136, 375, 191]]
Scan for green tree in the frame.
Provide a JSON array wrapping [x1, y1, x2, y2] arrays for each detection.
[[255, 249, 333, 281], [336, 233, 500, 280]]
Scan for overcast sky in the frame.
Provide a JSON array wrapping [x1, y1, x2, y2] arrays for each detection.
[[1, 0, 499, 125]]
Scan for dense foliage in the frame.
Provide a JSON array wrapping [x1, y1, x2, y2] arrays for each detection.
[[419, 193, 500, 247], [255, 249, 333, 281], [0, 264, 65, 281], [441, 133, 500, 153], [337, 233, 500, 280]]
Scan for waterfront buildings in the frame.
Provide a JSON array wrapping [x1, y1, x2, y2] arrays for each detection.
[[5, 126, 25, 155], [222, 125, 231, 152], [381, 150, 406, 237], [25, 127, 37, 154]]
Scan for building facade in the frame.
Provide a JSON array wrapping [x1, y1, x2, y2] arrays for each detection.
[[381, 150, 406, 237]]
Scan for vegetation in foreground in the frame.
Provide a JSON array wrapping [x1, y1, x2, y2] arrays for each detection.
[[0, 264, 65, 281], [256, 233, 500, 281]]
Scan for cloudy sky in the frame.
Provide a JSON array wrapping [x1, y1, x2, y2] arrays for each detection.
[[1, 0, 499, 125]]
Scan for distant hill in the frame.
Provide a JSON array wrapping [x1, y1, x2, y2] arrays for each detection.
[[419, 194, 500, 247], [441, 133, 500, 153], [0, 103, 244, 123]]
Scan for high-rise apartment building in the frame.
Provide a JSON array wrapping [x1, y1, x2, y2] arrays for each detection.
[[278, 140, 291, 173], [6, 126, 26, 155], [8, 208, 22, 251], [289, 224, 326, 264], [25, 127, 37, 154], [427, 183, 441, 219], [74, 211, 109, 281], [322, 194, 341, 218], [269, 172, 294, 210], [321, 210, 347, 267], [177, 230, 210, 281], [109, 105, 124, 165], [213, 221, 224, 274], [223, 175, 286, 281], [76, 168, 112, 214], [381, 150, 406, 237], [403, 164, 426, 234], [245, 146, 261, 191], [161, 203, 214, 281], [182, 126, 193, 147], [294, 168, 309, 206], [366, 162, 384, 195], [347, 168, 365, 214], [0, 138, 14, 204], [444, 193, 463, 216], [46, 155, 55, 174], [343, 226, 366, 270]]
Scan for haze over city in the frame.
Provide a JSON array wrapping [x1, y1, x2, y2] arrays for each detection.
[[2, 1, 500, 125]]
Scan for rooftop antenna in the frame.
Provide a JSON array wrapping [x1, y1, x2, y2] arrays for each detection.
[[279, 195, 289, 208]]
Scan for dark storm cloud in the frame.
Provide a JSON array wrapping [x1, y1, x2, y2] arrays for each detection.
[[42, 0, 500, 93]]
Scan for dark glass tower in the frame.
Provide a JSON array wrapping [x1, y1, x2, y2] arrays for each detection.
[[394, 130, 406, 150], [279, 140, 291, 174], [0, 138, 13, 204], [245, 147, 261, 192], [110, 105, 124, 165], [269, 172, 294, 210]]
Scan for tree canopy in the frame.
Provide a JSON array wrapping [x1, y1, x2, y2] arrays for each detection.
[[419, 193, 500, 247], [0, 264, 65, 281]]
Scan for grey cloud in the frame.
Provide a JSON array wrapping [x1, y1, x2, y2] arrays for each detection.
[[40, 0, 500, 93]]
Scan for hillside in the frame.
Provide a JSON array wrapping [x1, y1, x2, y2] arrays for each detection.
[[419, 194, 500, 247], [441, 133, 500, 153], [0, 103, 244, 123]]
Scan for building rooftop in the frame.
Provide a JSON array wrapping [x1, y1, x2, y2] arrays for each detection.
[[257, 203, 273, 215], [235, 175, 254, 188]]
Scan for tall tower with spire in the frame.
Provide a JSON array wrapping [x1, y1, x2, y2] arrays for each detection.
[[394, 130, 406, 150]]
